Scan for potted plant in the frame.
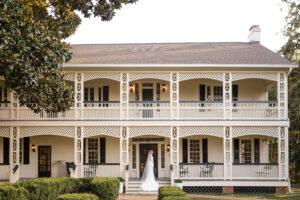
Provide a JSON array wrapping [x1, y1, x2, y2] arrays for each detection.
[[174, 179, 183, 189], [118, 177, 124, 193]]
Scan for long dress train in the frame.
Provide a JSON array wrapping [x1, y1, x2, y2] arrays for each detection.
[[140, 152, 159, 191]]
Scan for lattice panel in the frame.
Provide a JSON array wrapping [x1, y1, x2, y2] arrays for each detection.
[[129, 73, 170, 81], [232, 126, 278, 138], [234, 186, 275, 194], [64, 72, 75, 81], [232, 72, 278, 81], [19, 127, 75, 138], [179, 126, 223, 138], [223, 73, 232, 119], [0, 127, 10, 138], [183, 186, 222, 194], [179, 72, 223, 82], [129, 126, 170, 138], [84, 126, 120, 138], [84, 72, 120, 82], [278, 73, 287, 119]]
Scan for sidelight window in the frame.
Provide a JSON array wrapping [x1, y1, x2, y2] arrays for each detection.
[[132, 144, 136, 169], [161, 144, 165, 168]]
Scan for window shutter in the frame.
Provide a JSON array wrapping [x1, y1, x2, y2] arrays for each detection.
[[3, 138, 9, 164], [23, 137, 30, 164], [83, 138, 86, 164], [232, 85, 238, 101], [202, 139, 208, 163], [182, 139, 188, 163], [234, 139, 239, 163], [103, 86, 109, 101], [100, 138, 106, 163], [90, 88, 94, 101], [199, 85, 206, 101], [98, 88, 102, 101], [254, 139, 260, 164], [84, 88, 89, 101]]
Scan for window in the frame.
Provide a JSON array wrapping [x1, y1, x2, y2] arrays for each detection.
[[161, 144, 165, 168], [135, 84, 139, 101], [98, 88, 101, 101], [241, 140, 251, 163], [90, 88, 94, 101], [156, 83, 161, 101], [207, 86, 211, 101], [84, 88, 89, 101], [214, 86, 223, 101], [103, 86, 109, 101], [88, 138, 99, 163], [190, 140, 200, 163], [19, 138, 23, 164], [132, 144, 136, 169]]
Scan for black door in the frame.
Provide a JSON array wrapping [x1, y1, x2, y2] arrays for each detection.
[[142, 89, 153, 118], [38, 146, 51, 177], [139, 144, 158, 178]]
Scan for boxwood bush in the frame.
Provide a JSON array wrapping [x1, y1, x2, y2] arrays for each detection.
[[91, 177, 120, 200], [158, 186, 186, 200], [0, 184, 29, 200], [57, 193, 99, 200]]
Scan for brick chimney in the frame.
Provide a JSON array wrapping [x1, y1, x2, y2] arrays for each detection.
[[248, 25, 261, 43]]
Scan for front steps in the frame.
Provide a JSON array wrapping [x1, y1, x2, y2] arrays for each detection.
[[126, 179, 171, 194]]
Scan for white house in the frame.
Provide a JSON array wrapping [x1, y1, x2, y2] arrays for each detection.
[[0, 26, 297, 194]]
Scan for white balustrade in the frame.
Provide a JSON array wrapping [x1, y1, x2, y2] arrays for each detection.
[[179, 101, 224, 119], [83, 101, 120, 120], [18, 107, 75, 120], [0, 102, 10, 119], [0, 164, 9, 180], [128, 101, 171, 120], [232, 164, 278, 179], [179, 163, 224, 179], [83, 164, 121, 178]]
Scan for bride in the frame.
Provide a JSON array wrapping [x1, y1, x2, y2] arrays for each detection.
[[140, 150, 158, 191]]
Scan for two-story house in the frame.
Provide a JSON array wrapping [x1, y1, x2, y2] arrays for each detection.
[[0, 25, 296, 194]]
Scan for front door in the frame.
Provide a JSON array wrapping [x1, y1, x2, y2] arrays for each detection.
[[38, 146, 51, 177], [139, 144, 158, 177], [142, 89, 153, 118]]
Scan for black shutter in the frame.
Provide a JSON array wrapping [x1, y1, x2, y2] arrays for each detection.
[[202, 139, 208, 163], [90, 88, 94, 101], [254, 139, 260, 164], [98, 88, 102, 101], [3, 138, 9, 164], [234, 139, 239, 163], [232, 85, 238, 101], [23, 137, 30, 164], [100, 138, 106, 163], [83, 138, 86, 164], [182, 139, 188, 163], [199, 85, 206, 101], [84, 88, 89, 101], [103, 86, 109, 101]]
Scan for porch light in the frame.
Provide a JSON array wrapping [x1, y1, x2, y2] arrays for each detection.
[[167, 144, 170, 152], [130, 84, 134, 93], [162, 84, 166, 93], [31, 144, 37, 152]]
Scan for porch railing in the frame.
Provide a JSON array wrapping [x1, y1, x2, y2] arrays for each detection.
[[0, 101, 10, 119], [83, 164, 121, 178], [179, 163, 224, 179], [83, 101, 120, 120], [232, 163, 279, 179], [0, 164, 10, 180], [128, 101, 171, 120], [179, 101, 223, 119]]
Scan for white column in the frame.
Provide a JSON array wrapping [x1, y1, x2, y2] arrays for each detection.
[[223, 73, 232, 120], [10, 90, 19, 120], [223, 127, 232, 180], [120, 73, 129, 120], [74, 127, 84, 178], [170, 73, 179, 120], [75, 73, 84, 120], [170, 126, 179, 185], [277, 72, 287, 120], [278, 127, 288, 180], [120, 127, 129, 189], [9, 127, 19, 183]]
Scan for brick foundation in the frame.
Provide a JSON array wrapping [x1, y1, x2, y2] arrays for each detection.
[[275, 186, 287, 194], [222, 186, 234, 194]]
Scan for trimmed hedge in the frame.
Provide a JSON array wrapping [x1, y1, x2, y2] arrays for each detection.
[[57, 193, 99, 200], [161, 197, 190, 200], [158, 186, 186, 200], [91, 177, 120, 200], [0, 184, 29, 200]]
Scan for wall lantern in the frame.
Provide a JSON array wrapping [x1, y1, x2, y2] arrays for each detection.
[[167, 144, 170, 152], [31, 144, 37, 152], [162, 84, 166, 93], [130, 84, 133, 93]]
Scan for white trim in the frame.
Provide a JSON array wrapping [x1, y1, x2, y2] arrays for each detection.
[[63, 64, 297, 68], [182, 180, 288, 187]]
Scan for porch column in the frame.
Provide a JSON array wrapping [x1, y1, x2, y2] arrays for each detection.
[[223, 127, 232, 180], [170, 73, 179, 120], [9, 127, 20, 183], [9, 89, 19, 120], [75, 73, 84, 120], [223, 73, 232, 120], [170, 126, 179, 185], [120, 127, 129, 189], [278, 127, 288, 180], [74, 127, 84, 178], [120, 73, 129, 120], [277, 72, 288, 120]]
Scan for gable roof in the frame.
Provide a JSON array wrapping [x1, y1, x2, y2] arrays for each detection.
[[67, 42, 294, 66]]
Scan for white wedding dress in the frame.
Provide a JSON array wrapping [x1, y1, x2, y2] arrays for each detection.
[[140, 152, 159, 191]]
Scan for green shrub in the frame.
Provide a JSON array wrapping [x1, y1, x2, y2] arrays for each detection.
[[90, 177, 120, 200], [0, 184, 29, 200], [57, 193, 99, 200], [174, 179, 182, 183], [117, 177, 124, 182], [161, 197, 190, 200], [77, 178, 94, 193], [158, 186, 186, 200]]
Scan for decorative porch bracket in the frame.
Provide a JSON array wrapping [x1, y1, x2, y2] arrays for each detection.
[[223, 127, 232, 180], [170, 126, 179, 185], [9, 127, 20, 183], [170, 73, 179, 120], [75, 73, 84, 120], [120, 73, 129, 120], [223, 73, 232, 120], [74, 127, 84, 178], [277, 73, 288, 120], [278, 127, 288, 180], [120, 127, 129, 190]]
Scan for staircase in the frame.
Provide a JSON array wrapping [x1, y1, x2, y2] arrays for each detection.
[[126, 178, 171, 194]]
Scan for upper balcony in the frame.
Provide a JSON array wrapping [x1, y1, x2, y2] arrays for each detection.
[[0, 71, 288, 121]]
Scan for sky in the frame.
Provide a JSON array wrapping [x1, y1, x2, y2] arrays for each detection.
[[66, 0, 288, 52]]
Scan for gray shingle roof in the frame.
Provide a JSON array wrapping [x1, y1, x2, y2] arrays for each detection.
[[68, 42, 293, 65]]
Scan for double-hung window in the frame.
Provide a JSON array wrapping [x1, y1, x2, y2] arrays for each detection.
[[88, 138, 99, 163], [190, 140, 200, 163], [241, 140, 251, 163], [213, 86, 223, 101]]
